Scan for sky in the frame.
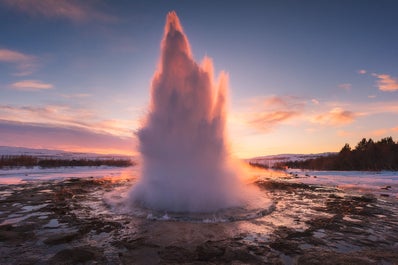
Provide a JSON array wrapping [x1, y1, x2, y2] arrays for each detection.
[[1, 0, 398, 158]]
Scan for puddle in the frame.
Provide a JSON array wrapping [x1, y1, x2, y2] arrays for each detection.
[[21, 204, 48, 212], [44, 219, 60, 228]]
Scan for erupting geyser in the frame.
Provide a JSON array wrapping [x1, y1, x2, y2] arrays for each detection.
[[129, 11, 249, 213]]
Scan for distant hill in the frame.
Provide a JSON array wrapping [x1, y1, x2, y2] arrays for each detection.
[[0, 146, 133, 160], [247, 153, 336, 168]]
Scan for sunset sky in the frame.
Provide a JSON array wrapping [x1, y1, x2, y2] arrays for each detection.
[[1, 0, 398, 157]]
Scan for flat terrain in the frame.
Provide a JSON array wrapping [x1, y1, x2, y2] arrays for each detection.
[[1, 172, 398, 264]]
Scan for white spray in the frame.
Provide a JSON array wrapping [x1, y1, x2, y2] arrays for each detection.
[[129, 11, 246, 212]]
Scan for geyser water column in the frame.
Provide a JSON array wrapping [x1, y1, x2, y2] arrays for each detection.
[[129, 11, 245, 213]]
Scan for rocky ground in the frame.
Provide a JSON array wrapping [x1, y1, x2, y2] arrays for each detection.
[[1, 175, 398, 264]]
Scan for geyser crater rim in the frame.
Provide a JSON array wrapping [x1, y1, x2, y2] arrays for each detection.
[[105, 188, 275, 223]]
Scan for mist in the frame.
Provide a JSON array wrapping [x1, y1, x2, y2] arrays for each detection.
[[129, 11, 245, 212]]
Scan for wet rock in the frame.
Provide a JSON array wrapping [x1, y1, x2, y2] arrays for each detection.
[[297, 250, 376, 265], [0, 224, 35, 243], [43, 232, 79, 245], [158, 246, 196, 263], [196, 241, 226, 261], [352, 194, 376, 203], [256, 180, 318, 191], [269, 239, 302, 255], [48, 246, 105, 265], [119, 246, 160, 265], [223, 247, 263, 264]]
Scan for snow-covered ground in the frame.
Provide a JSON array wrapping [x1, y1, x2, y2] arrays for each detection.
[[0, 146, 132, 160], [248, 153, 336, 167], [0, 166, 137, 185], [283, 169, 398, 198], [1, 146, 397, 199], [1, 165, 397, 198]]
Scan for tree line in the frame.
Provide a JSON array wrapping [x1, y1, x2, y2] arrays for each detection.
[[0, 155, 134, 169], [276, 137, 398, 171]]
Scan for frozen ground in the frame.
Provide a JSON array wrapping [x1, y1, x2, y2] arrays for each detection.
[[284, 169, 398, 199], [0, 166, 138, 185], [1, 166, 398, 264]]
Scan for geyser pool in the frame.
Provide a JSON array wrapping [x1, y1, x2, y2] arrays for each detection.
[[128, 11, 270, 214]]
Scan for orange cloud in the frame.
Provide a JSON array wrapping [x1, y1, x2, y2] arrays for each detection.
[[244, 95, 305, 132], [370, 129, 388, 137], [372, 73, 398, 92], [249, 111, 300, 131], [0, 48, 37, 76], [1, 0, 116, 23], [337, 130, 353, 137], [11, 80, 53, 91], [312, 107, 357, 126]]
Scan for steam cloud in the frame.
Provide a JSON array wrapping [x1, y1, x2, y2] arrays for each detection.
[[129, 11, 245, 212]]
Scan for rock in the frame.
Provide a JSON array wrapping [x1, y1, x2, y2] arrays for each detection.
[[196, 241, 226, 261], [119, 246, 160, 265], [352, 194, 376, 203], [48, 246, 105, 265], [269, 239, 302, 255], [223, 247, 263, 264], [0, 224, 35, 243], [43, 232, 79, 245], [158, 246, 195, 263]]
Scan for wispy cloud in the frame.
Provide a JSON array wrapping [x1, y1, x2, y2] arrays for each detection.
[[311, 99, 320, 105], [60, 93, 91, 99], [0, 120, 135, 155], [358, 69, 367, 75], [244, 95, 305, 132], [311, 107, 357, 126], [1, 0, 117, 23], [249, 111, 300, 130], [372, 73, 398, 92], [0, 104, 135, 137], [370, 128, 389, 137], [0, 48, 37, 76], [11, 80, 53, 91], [338, 83, 351, 91], [0, 48, 32, 62]]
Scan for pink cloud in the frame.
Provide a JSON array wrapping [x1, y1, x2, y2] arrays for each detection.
[[11, 80, 53, 91], [0, 104, 134, 137], [358, 69, 367, 75], [0, 48, 33, 62], [311, 99, 320, 105], [0, 120, 136, 155], [370, 128, 388, 137], [372, 73, 398, 92], [245, 95, 305, 132], [249, 111, 299, 130], [338, 83, 351, 91], [1, 0, 116, 23], [312, 107, 357, 126], [0, 48, 37, 76]]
